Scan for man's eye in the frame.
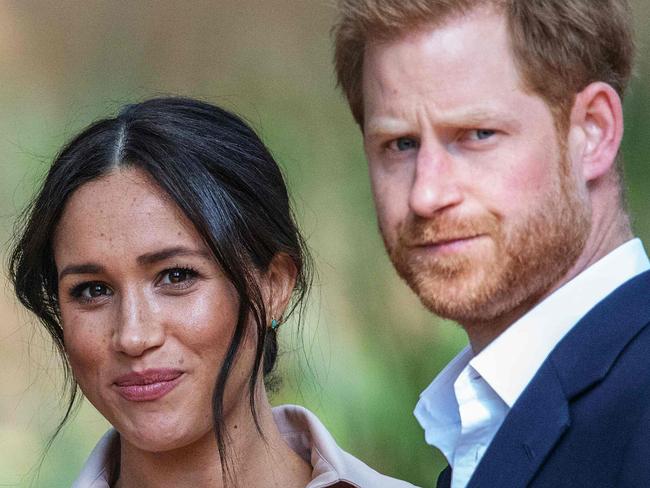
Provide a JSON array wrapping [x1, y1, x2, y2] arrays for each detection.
[[389, 137, 419, 151], [160, 267, 198, 286], [470, 129, 496, 141]]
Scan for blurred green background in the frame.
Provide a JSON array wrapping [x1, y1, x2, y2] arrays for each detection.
[[0, 1, 648, 487]]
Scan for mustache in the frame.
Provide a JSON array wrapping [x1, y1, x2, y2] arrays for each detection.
[[396, 214, 500, 247]]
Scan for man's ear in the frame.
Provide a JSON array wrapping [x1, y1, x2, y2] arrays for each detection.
[[263, 253, 298, 324], [568, 82, 624, 182]]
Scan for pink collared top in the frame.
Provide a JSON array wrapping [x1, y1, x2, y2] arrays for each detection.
[[71, 404, 419, 488]]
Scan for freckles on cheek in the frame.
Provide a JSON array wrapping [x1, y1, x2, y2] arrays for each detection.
[[170, 295, 238, 350], [62, 314, 108, 371], [64, 334, 107, 384]]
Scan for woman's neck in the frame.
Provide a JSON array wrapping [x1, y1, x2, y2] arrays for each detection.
[[114, 395, 312, 488]]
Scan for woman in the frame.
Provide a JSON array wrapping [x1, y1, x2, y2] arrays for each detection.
[[9, 97, 417, 488]]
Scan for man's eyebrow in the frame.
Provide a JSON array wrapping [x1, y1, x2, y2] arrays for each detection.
[[365, 109, 522, 139], [443, 109, 522, 130], [364, 118, 413, 141], [135, 246, 212, 266], [59, 263, 105, 281]]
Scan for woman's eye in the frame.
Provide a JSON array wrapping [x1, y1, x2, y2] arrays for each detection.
[[389, 137, 419, 152], [159, 267, 198, 286], [71, 282, 112, 301]]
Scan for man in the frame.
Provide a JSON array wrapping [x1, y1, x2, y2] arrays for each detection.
[[332, 1, 649, 487]]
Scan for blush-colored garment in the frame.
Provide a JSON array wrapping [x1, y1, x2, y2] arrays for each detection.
[[71, 404, 418, 488], [414, 238, 650, 488]]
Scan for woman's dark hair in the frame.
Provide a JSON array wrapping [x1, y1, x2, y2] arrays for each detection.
[[8, 96, 312, 481]]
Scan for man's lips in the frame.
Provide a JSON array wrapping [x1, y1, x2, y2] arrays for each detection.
[[410, 234, 485, 249], [113, 369, 184, 402]]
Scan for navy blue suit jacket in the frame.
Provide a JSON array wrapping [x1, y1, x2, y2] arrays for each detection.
[[437, 270, 650, 488]]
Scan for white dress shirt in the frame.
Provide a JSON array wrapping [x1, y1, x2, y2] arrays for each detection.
[[414, 238, 650, 488]]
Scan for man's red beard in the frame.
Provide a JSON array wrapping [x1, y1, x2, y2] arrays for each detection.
[[383, 160, 591, 327]]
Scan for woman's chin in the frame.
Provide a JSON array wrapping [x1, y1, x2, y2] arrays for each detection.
[[117, 420, 212, 454]]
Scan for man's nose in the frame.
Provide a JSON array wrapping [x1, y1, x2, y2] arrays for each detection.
[[408, 143, 463, 217], [112, 289, 165, 357]]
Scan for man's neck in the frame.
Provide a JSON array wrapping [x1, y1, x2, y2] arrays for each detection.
[[466, 207, 633, 354]]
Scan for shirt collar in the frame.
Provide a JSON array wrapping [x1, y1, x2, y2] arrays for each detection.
[[415, 238, 649, 449], [274, 404, 415, 488], [471, 238, 649, 407], [413, 345, 473, 462], [71, 429, 118, 488]]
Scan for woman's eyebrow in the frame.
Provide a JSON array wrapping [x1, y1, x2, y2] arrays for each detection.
[[58, 247, 211, 280], [58, 263, 104, 281], [136, 246, 211, 265]]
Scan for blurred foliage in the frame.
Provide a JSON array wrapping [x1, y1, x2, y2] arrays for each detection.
[[0, 1, 648, 487]]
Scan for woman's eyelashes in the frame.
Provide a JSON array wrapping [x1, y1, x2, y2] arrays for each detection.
[[67, 266, 201, 304], [156, 266, 200, 290], [69, 282, 113, 304]]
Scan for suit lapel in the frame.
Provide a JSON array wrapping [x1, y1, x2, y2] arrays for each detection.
[[467, 270, 650, 488], [466, 358, 569, 487], [436, 466, 452, 488], [549, 270, 650, 399]]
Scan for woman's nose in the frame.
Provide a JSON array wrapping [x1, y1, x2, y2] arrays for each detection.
[[112, 289, 165, 357]]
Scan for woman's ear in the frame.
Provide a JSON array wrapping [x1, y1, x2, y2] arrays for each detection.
[[568, 81, 624, 182], [263, 253, 298, 324]]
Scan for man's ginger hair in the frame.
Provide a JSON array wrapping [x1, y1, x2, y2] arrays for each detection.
[[333, 0, 635, 132]]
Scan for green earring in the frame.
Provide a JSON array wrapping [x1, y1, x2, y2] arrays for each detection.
[[271, 319, 280, 331]]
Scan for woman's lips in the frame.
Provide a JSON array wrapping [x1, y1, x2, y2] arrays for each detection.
[[114, 369, 184, 402]]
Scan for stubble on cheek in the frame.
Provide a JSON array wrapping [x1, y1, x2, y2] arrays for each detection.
[[382, 171, 591, 327], [384, 212, 502, 319]]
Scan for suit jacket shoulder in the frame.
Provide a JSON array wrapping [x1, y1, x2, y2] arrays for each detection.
[[466, 270, 650, 488]]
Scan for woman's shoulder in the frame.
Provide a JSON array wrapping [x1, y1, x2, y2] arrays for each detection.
[[273, 404, 421, 488], [71, 429, 119, 488]]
